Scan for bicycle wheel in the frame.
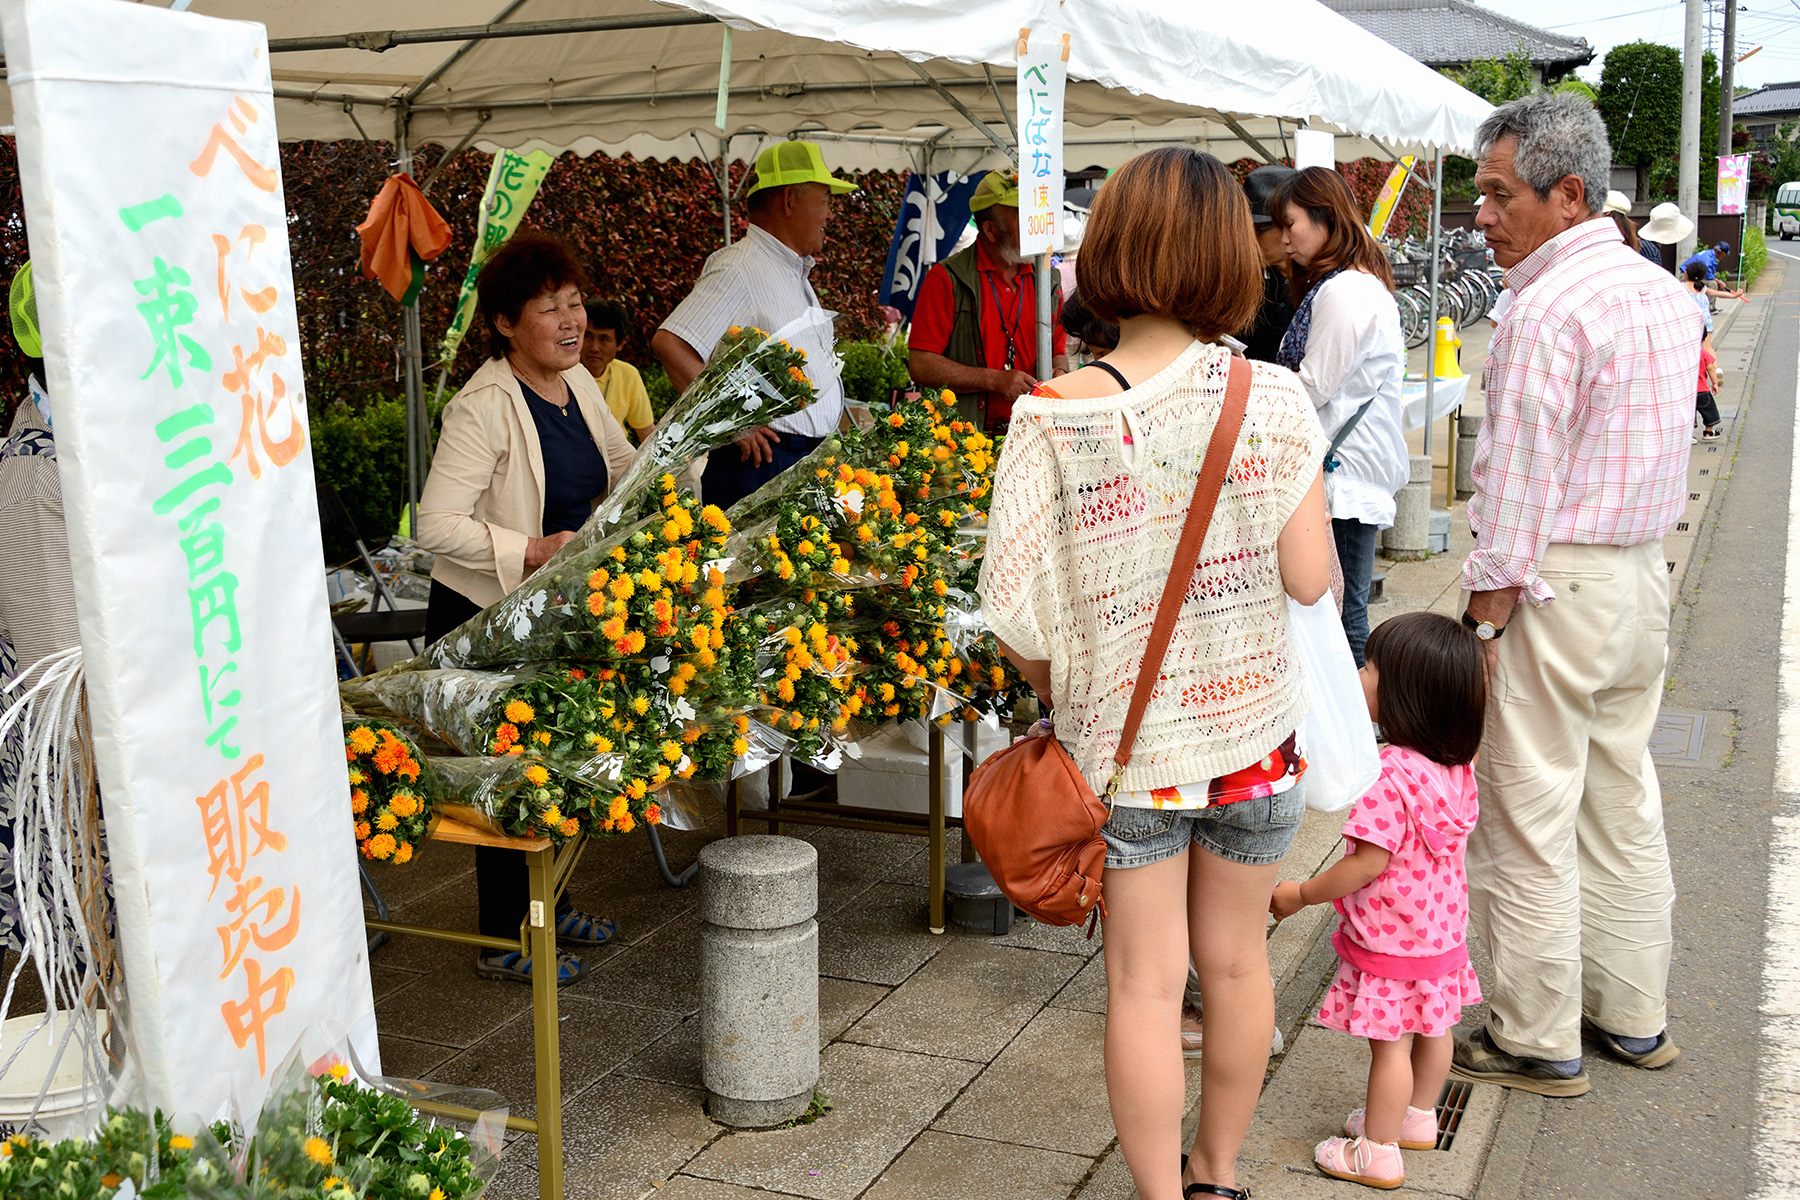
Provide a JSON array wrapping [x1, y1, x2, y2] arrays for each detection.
[[1398, 289, 1430, 349]]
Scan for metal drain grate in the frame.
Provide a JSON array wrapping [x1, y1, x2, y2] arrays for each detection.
[[1434, 1079, 1474, 1150]]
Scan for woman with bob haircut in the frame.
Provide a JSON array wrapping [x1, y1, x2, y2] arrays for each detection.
[[417, 230, 637, 988], [1266, 166, 1407, 667], [978, 147, 1333, 1200]]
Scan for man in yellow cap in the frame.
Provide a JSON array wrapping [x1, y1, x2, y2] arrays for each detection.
[[906, 169, 1068, 432], [653, 140, 857, 509]]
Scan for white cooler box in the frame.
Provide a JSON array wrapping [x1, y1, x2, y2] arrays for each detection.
[[835, 721, 1013, 818]]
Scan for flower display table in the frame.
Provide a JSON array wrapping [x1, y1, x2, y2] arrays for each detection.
[[363, 815, 582, 1200]]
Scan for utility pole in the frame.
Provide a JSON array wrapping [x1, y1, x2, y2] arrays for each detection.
[[1719, 1, 1738, 159], [1680, 0, 1704, 262]]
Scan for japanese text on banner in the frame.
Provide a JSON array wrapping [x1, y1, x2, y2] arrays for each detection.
[[121, 92, 305, 1076], [1015, 29, 1068, 259], [1717, 154, 1751, 217]]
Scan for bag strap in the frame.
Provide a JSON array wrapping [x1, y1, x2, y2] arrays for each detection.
[[1107, 354, 1251, 796], [1324, 398, 1376, 473]]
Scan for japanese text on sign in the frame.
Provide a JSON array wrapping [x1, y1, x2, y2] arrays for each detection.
[[1015, 29, 1069, 258], [119, 92, 306, 1076]]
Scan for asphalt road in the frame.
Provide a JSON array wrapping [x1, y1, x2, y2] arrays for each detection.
[[1504, 261, 1794, 1198]]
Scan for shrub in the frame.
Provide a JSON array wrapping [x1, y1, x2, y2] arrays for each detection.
[[837, 340, 912, 406], [310, 395, 408, 560], [1743, 226, 1768, 291]]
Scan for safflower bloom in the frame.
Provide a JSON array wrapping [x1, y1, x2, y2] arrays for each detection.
[[504, 700, 535, 725], [525, 764, 550, 786], [304, 1137, 334, 1166]]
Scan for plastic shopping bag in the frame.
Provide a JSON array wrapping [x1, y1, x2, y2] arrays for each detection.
[[1288, 596, 1381, 812]]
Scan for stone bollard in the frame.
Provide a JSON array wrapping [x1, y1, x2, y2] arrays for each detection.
[[699, 835, 820, 1128], [1385, 454, 1433, 562], [1455, 411, 1481, 500]]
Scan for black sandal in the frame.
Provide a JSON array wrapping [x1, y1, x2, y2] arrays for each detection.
[[1184, 1185, 1250, 1199]]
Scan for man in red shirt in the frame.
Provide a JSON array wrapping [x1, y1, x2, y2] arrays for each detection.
[[907, 170, 1069, 432]]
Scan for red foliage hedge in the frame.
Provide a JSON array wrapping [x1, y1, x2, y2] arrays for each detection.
[[0, 138, 1421, 430]]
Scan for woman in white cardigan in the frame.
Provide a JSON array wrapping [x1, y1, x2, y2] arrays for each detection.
[[1268, 167, 1407, 665], [981, 148, 1332, 1200], [417, 232, 636, 988]]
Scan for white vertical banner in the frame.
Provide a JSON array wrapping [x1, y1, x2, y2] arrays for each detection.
[[1016, 28, 1069, 258], [1718, 153, 1752, 216], [1294, 128, 1336, 171], [0, 0, 377, 1117]]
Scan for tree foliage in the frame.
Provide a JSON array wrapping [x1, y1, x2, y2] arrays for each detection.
[[1598, 41, 1721, 200], [1443, 45, 1535, 106]]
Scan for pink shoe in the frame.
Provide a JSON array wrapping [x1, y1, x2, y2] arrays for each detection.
[[1314, 1135, 1405, 1189], [1344, 1104, 1437, 1151]]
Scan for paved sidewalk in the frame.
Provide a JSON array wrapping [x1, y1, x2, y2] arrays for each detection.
[[369, 279, 1773, 1200]]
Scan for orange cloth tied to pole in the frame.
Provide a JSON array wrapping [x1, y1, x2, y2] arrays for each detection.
[[356, 172, 453, 304]]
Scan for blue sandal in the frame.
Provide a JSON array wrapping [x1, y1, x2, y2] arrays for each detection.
[[474, 949, 589, 987], [554, 909, 618, 948]]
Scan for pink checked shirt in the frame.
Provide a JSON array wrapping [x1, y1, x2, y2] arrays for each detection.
[[1464, 219, 1703, 605]]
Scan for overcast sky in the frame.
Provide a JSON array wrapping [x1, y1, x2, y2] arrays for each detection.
[[1484, 0, 1800, 91]]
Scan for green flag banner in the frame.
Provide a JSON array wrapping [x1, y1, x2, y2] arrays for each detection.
[[437, 148, 553, 365]]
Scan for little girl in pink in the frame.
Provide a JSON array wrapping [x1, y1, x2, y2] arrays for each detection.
[[1271, 611, 1486, 1190]]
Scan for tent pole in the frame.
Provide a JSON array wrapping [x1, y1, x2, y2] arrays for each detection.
[[720, 135, 733, 247], [1035, 253, 1053, 382], [901, 60, 1019, 165], [1424, 148, 1442, 467], [1223, 116, 1279, 164], [395, 103, 425, 539]]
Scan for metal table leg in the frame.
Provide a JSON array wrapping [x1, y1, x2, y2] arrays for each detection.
[[646, 821, 698, 888], [929, 725, 946, 934], [526, 845, 563, 1200], [960, 722, 980, 864], [358, 860, 390, 954]]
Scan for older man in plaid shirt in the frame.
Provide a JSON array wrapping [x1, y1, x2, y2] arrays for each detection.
[[1450, 94, 1702, 1097]]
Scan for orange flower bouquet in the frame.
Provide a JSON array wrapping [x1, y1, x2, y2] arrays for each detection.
[[343, 717, 436, 865]]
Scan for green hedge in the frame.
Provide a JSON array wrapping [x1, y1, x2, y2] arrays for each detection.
[[1744, 226, 1768, 291], [310, 396, 408, 559]]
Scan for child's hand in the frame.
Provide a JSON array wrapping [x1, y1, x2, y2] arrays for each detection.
[[1270, 880, 1307, 920]]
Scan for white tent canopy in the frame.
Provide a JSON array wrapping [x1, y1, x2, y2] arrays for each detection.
[[498, 116, 1438, 176], [61, 0, 1489, 159]]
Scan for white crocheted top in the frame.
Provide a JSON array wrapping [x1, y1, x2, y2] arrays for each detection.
[[979, 341, 1330, 800]]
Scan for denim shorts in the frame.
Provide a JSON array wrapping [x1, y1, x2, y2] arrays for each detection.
[[1101, 781, 1306, 870]]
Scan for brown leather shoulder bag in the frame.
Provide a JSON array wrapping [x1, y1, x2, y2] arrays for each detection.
[[963, 355, 1251, 928]]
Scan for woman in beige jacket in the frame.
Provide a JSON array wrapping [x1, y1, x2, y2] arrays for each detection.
[[417, 232, 636, 987]]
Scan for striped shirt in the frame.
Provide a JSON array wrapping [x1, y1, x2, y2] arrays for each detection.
[[659, 224, 845, 439], [1463, 218, 1702, 606]]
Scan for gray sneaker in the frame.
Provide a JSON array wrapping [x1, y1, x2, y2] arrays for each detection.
[[1585, 1021, 1681, 1069], [1450, 1026, 1590, 1097]]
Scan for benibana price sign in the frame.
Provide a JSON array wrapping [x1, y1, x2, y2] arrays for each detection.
[[2, 0, 378, 1117], [1016, 29, 1070, 258]]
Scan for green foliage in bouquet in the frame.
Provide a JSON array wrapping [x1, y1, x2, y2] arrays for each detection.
[[0, 1063, 485, 1200]]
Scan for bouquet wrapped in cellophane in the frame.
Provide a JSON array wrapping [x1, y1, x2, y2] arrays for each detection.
[[422, 474, 734, 672], [342, 717, 438, 865], [714, 389, 1023, 763], [433, 752, 666, 842]]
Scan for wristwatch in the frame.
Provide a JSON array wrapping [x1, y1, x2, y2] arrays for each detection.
[[1461, 611, 1504, 641]]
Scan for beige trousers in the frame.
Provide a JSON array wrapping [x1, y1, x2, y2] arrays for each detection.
[[1468, 541, 1677, 1063]]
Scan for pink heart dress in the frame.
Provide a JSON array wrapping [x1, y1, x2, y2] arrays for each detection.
[[1318, 744, 1482, 1041]]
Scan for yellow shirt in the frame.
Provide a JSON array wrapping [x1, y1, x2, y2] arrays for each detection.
[[594, 358, 654, 434]]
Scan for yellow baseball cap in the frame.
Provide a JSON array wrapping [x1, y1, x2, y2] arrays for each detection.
[[746, 140, 858, 198], [969, 170, 1020, 212]]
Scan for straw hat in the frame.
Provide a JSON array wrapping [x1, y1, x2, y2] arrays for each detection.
[[1639, 202, 1694, 244], [1602, 190, 1632, 216]]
